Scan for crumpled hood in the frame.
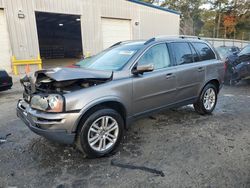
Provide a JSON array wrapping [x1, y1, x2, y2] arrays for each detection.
[[35, 67, 113, 81]]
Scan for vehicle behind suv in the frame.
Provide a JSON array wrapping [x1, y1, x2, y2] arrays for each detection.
[[216, 45, 240, 60], [224, 44, 250, 85], [0, 70, 13, 92], [17, 36, 224, 158]]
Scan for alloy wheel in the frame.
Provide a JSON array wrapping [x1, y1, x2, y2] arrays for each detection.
[[87, 116, 119, 152], [203, 88, 216, 110]]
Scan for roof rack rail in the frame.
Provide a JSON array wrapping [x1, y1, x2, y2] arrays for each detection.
[[144, 35, 201, 45], [155, 35, 201, 39], [109, 41, 123, 48], [179, 35, 201, 39], [144, 37, 156, 45], [109, 40, 137, 48]]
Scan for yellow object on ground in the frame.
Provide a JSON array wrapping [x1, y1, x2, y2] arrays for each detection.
[[12, 55, 42, 75], [85, 52, 91, 58]]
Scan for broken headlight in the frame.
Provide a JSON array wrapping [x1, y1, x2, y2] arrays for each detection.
[[30, 94, 64, 112]]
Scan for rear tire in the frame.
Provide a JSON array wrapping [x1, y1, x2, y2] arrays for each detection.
[[193, 83, 218, 115], [75, 108, 124, 158]]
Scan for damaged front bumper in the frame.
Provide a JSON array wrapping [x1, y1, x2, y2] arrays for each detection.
[[17, 99, 79, 144]]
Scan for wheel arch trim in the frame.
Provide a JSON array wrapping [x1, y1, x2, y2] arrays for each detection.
[[72, 96, 128, 132], [199, 79, 221, 95]]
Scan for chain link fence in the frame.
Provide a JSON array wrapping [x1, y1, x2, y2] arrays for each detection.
[[202, 37, 250, 49]]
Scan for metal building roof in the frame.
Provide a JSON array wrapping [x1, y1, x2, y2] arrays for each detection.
[[127, 0, 180, 15]]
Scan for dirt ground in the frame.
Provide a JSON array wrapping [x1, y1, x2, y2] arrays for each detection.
[[0, 76, 249, 188]]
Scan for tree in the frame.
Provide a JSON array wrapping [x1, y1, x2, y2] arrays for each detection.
[[207, 0, 229, 38], [141, 0, 250, 40], [200, 10, 217, 37], [223, 14, 237, 38], [231, 0, 250, 40], [159, 0, 205, 35]]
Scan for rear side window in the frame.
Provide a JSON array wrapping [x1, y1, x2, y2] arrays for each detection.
[[192, 42, 216, 61], [171, 42, 193, 65]]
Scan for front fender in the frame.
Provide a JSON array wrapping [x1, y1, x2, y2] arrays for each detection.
[[72, 96, 128, 132]]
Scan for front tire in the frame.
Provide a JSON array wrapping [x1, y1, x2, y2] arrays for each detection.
[[193, 83, 218, 115], [76, 108, 124, 158]]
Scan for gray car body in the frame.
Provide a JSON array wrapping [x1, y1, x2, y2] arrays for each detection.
[[17, 38, 224, 144]]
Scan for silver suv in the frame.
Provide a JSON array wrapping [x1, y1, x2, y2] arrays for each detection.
[[17, 36, 224, 158]]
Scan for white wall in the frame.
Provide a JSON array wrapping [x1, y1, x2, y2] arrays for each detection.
[[1, 0, 180, 72], [0, 0, 3, 8], [0, 9, 12, 72]]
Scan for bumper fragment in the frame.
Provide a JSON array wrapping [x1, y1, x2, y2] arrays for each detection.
[[17, 100, 76, 144]]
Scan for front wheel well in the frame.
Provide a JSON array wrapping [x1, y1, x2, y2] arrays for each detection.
[[76, 101, 127, 133]]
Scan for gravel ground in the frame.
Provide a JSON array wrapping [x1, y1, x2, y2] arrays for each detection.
[[0, 76, 249, 188]]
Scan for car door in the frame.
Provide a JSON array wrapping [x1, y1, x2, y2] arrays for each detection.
[[191, 41, 217, 89], [132, 43, 177, 116], [169, 42, 206, 102]]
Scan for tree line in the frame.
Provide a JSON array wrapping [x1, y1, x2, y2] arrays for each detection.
[[142, 0, 250, 40]]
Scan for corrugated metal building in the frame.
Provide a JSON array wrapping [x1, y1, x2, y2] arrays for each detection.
[[0, 0, 180, 73]]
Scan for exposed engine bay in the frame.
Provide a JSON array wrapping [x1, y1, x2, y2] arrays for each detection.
[[20, 67, 113, 95], [34, 78, 109, 93]]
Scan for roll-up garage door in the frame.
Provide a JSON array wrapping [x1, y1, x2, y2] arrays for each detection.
[[102, 18, 132, 49], [0, 9, 11, 72]]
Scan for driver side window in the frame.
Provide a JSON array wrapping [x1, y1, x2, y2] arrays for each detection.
[[138, 43, 171, 70]]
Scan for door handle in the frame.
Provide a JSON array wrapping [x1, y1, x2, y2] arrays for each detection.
[[166, 73, 174, 79], [198, 67, 205, 72]]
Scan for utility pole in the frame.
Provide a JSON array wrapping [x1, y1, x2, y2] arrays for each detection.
[[213, 27, 215, 38], [242, 32, 245, 40]]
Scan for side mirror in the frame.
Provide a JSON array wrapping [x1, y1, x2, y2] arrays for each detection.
[[132, 64, 154, 75]]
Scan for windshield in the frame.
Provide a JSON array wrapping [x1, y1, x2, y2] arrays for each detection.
[[216, 47, 232, 58], [239, 45, 250, 56], [76, 43, 143, 71], [216, 47, 228, 58]]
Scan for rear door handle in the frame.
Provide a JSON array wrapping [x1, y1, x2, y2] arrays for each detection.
[[166, 73, 174, 79], [198, 67, 205, 72]]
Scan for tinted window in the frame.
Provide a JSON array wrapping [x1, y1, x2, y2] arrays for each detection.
[[193, 42, 216, 61], [138, 43, 171, 70], [171, 42, 193, 65]]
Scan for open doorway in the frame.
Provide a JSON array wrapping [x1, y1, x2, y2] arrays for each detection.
[[35, 12, 83, 69]]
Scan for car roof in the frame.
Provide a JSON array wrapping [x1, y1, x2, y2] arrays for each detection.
[[113, 36, 208, 48], [154, 38, 203, 43], [217, 46, 238, 48]]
